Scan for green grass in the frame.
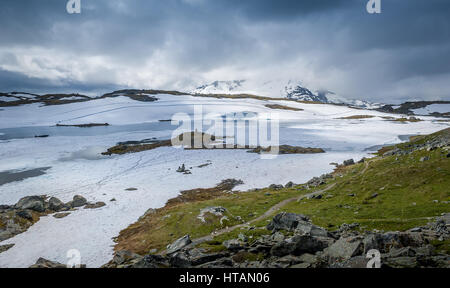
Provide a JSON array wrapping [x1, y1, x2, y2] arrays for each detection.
[[280, 148, 449, 232]]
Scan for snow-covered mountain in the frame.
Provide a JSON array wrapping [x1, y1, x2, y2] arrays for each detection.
[[191, 79, 382, 109]]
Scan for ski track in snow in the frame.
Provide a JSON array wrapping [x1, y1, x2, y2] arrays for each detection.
[[0, 94, 448, 267]]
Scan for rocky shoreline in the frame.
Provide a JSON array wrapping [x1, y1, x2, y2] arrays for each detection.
[[0, 195, 105, 245]]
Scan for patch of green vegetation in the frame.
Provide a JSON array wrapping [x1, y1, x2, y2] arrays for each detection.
[[281, 148, 449, 232]]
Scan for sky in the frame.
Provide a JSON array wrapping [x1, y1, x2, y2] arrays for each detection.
[[0, 0, 449, 103]]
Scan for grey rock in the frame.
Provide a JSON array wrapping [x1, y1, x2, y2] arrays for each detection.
[[223, 239, 245, 251], [270, 231, 285, 242], [188, 249, 229, 266], [71, 195, 87, 208], [294, 221, 329, 238], [285, 181, 295, 188], [343, 159, 355, 166], [298, 253, 318, 264], [166, 235, 192, 254], [325, 236, 364, 260], [48, 197, 65, 211], [0, 244, 14, 254], [139, 255, 170, 268], [15, 196, 45, 212], [267, 212, 310, 231], [270, 235, 329, 257], [169, 251, 192, 268], [383, 257, 419, 268], [329, 256, 369, 268]]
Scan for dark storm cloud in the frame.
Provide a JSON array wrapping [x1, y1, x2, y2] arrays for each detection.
[[0, 0, 449, 102]]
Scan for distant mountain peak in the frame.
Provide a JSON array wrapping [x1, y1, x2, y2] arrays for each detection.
[[191, 79, 382, 109]]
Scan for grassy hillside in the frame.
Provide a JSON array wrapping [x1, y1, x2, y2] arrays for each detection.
[[114, 128, 450, 255]]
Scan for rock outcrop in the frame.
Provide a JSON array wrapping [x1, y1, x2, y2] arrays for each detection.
[[0, 194, 104, 242]]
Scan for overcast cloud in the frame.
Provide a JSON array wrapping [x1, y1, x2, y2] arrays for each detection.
[[0, 0, 449, 103]]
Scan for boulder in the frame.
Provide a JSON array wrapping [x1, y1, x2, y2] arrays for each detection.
[[343, 159, 355, 166], [285, 181, 295, 188], [48, 197, 65, 211], [223, 239, 245, 251], [270, 235, 329, 257], [294, 221, 329, 238], [270, 240, 296, 257], [15, 196, 45, 212], [0, 244, 14, 254], [166, 235, 192, 254], [169, 252, 192, 268], [270, 232, 285, 242], [325, 236, 364, 260], [267, 212, 310, 232], [71, 195, 87, 208], [139, 255, 170, 268]]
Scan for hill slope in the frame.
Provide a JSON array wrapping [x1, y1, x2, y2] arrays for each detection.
[[110, 129, 449, 267]]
